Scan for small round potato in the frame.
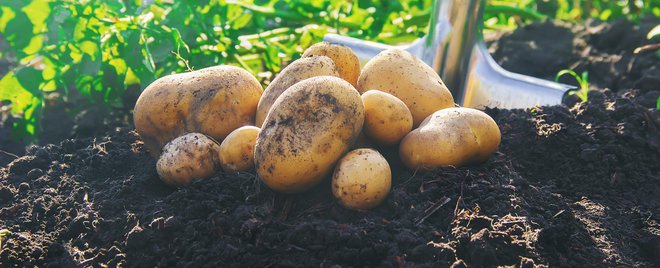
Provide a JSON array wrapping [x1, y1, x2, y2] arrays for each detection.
[[134, 65, 262, 158], [255, 76, 364, 193], [332, 148, 391, 210], [255, 56, 340, 127], [361, 90, 413, 146], [302, 42, 360, 87], [219, 126, 260, 172], [156, 133, 221, 187], [399, 107, 501, 170], [357, 48, 454, 127]]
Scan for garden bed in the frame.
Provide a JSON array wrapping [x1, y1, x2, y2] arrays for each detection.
[[1, 18, 659, 267]]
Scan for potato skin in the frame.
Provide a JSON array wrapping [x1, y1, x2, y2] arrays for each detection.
[[156, 133, 221, 187], [399, 107, 501, 170], [357, 48, 454, 127], [332, 148, 391, 210], [219, 126, 260, 172], [134, 65, 262, 157], [361, 90, 413, 146], [302, 42, 360, 87], [255, 76, 364, 193], [255, 56, 339, 127]]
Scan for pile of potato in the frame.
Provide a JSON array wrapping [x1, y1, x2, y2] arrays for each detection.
[[133, 42, 501, 210]]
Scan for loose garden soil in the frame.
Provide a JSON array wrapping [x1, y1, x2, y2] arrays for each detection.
[[1, 18, 659, 267]]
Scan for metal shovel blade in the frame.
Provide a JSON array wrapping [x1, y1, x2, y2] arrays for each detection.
[[323, 0, 573, 109]]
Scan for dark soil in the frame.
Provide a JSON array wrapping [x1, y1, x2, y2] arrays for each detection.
[[1, 19, 659, 267]]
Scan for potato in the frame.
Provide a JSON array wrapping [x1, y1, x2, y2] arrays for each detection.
[[357, 48, 454, 126], [332, 148, 391, 210], [302, 42, 360, 87], [156, 133, 221, 187], [255, 76, 364, 193], [255, 56, 339, 127], [218, 126, 260, 172], [134, 65, 262, 157], [361, 90, 413, 146], [399, 107, 501, 170]]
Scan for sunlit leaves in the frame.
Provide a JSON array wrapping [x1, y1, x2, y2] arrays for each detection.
[[0, 68, 43, 139], [0, 0, 434, 140]]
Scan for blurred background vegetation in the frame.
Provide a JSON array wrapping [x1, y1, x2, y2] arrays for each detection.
[[0, 0, 658, 140]]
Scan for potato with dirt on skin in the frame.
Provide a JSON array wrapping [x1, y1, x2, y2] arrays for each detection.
[[134, 65, 262, 158], [255, 56, 340, 127], [361, 90, 413, 146], [302, 42, 360, 87], [332, 148, 392, 210], [357, 48, 454, 127], [156, 133, 221, 187], [255, 76, 364, 193], [219, 126, 260, 172], [399, 107, 501, 170]]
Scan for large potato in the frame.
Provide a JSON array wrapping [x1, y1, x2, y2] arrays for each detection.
[[134, 65, 262, 157], [399, 107, 501, 170], [219, 126, 260, 172], [156, 133, 221, 187], [255, 56, 339, 127], [361, 90, 413, 146], [302, 42, 360, 87], [332, 148, 391, 210], [357, 48, 454, 126], [255, 76, 364, 193]]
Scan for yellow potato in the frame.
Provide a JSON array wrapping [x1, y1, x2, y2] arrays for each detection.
[[399, 107, 501, 170], [255, 56, 339, 127], [255, 76, 364, 193], [219, 126, 260, 172], [361, 90, 413, 146], [332, 148, 391, 210], [134, 65, 262, 157], [302, 42, 360, 87], [156, 133, 221, 187], [357, 48, 454, 126]]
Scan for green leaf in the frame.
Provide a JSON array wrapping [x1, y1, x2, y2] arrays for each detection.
[[0, 68, 43, 139], [0, 6, 16, 32], [555, 69, 579, 82], [3, 11, 34, 57], [15, 67, 43, 94], [21, 0, 50, 33], [79, 40, 100, 60], [231, 12, 253, 29]]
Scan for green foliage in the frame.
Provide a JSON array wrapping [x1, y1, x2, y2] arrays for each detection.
[[556, 69, 590, 103], [0, 0, 432, 140], [484, 0, 660, 30]]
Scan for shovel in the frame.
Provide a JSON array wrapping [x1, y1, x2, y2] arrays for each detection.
[[323, 0, 574, 109]]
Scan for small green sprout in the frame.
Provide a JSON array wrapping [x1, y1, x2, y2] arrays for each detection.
[[0, 229, 10, 248], [556, 69, 589, 103]]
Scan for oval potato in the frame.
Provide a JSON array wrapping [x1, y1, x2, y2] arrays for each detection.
[[255, 76, 364, 193], [399, 107, 501, 170], [332, 148, 391, 210], [255, 56, 339, 127], [134, 65, 262, 157], [361, 90, 413, 146], [219, 126, 260, 172], [357, 48, 454, 126], [156, 133, 221, 187], [302, 42, 360, 87]]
